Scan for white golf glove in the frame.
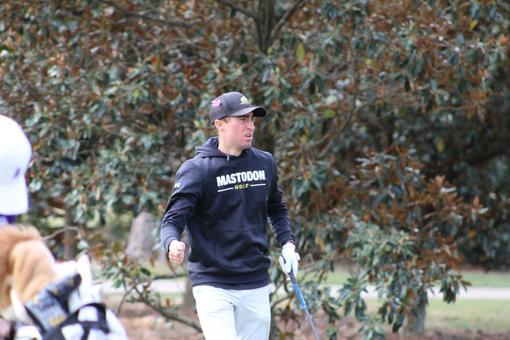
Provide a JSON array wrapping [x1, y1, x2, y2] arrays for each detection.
[[279, 242, 300, 276]]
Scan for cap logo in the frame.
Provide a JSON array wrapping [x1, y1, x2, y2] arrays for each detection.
[[13, 168, 20, 178], [240, 96, 250, 105], [212, 99, 222, 107]]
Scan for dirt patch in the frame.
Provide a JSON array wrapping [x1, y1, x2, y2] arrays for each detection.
[[114, 301, 203, 340], [387, 331, 510, 340]]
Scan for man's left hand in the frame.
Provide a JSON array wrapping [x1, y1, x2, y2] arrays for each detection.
[[279, 242, 300, 276]]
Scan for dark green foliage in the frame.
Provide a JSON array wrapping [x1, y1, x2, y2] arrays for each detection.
[[339, 149, 475, 335], [1, 0, 509, 338]]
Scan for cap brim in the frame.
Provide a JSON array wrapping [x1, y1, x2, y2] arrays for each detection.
[[229, 106, 267, 118], [0, 176, 29, 215]]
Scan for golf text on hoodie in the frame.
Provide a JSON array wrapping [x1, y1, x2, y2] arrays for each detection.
[[216, 170, 266, 192]]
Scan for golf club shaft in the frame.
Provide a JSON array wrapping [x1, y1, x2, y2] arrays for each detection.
[[289, 271, 321, 340]]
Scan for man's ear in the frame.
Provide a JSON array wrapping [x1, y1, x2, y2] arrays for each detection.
[[214, 119, 225, 131]]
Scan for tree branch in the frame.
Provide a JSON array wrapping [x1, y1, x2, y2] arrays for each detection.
[[268, 0, 307, 47], [133, 285, 202, 333], [317, 45, 362, 158], [115, 286, 135, 315], [96, 0, 196, 28], [465, 140, 510, 167], [215, 0, 257, 19], [43, 226, 82, 242], [152, 273, 187, 280], [115, 268, 202, 333]]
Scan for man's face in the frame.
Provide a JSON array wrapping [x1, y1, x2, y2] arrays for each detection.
[[219, 113, 256, 153]]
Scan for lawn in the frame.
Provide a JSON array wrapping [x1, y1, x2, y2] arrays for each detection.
[[425, 299, 510, 332], [323, 266, 510, 288], [360, 298, 510, 335]]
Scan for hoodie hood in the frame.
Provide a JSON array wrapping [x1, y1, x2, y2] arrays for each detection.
[[194, 137, 224, 158], [195, 137, 250, 159]]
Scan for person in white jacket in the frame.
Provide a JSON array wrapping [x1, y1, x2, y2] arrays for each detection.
[[0, 115, 127, 340], [0, 114, 32, 226], [0, 114, 32, 339]]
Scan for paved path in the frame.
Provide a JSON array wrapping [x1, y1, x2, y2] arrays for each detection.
[[102, 279, 510, 300]]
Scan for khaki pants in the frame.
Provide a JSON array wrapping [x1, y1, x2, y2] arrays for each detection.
[[192, 284, 271, 340]]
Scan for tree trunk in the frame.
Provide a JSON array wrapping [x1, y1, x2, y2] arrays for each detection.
[[405, 299, 426, 335], [126, 211, 160, 261], [63, 210, 77, 260], [256, 0, 275, 54]]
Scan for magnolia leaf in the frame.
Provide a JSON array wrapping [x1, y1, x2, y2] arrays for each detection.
[[132, 88, 141, 98], [323, 108, 335, 118], [435, 137, 445, 153], [470, 20, 478, 32], [296, 42, 306, 63]]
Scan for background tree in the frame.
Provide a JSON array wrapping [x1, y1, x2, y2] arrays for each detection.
[[1, 0, 509, 338]]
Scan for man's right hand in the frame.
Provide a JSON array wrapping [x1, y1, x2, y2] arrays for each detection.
[[168, 240, 186, 264]]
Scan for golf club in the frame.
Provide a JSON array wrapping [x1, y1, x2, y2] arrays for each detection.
[[289, 270, 321, 340]]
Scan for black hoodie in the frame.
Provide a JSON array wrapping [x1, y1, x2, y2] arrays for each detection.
[[160, 137, 295, 289]]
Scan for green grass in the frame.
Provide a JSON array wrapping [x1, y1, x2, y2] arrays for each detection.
[[322, 269, 351, 286], [460, 270, 510, 288], [425, 299, 510, 332], [323, 267, 510, 288], [362, 298, 510, 333]]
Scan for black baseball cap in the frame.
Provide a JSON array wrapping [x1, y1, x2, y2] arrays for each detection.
[[209, 92, 267, 125]]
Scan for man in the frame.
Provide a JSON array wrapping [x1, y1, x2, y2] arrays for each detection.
[[160, 91, 300, 340], [0, 114, 32, 339]]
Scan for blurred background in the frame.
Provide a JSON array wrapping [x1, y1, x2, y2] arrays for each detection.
[[1, 1, 509, 339]]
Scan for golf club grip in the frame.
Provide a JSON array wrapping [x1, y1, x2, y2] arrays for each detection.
[[289, 272, 308, 309], [289, 272, 321, 340]]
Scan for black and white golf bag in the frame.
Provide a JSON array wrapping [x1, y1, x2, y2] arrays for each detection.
[[9, 255, 127, 340]]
